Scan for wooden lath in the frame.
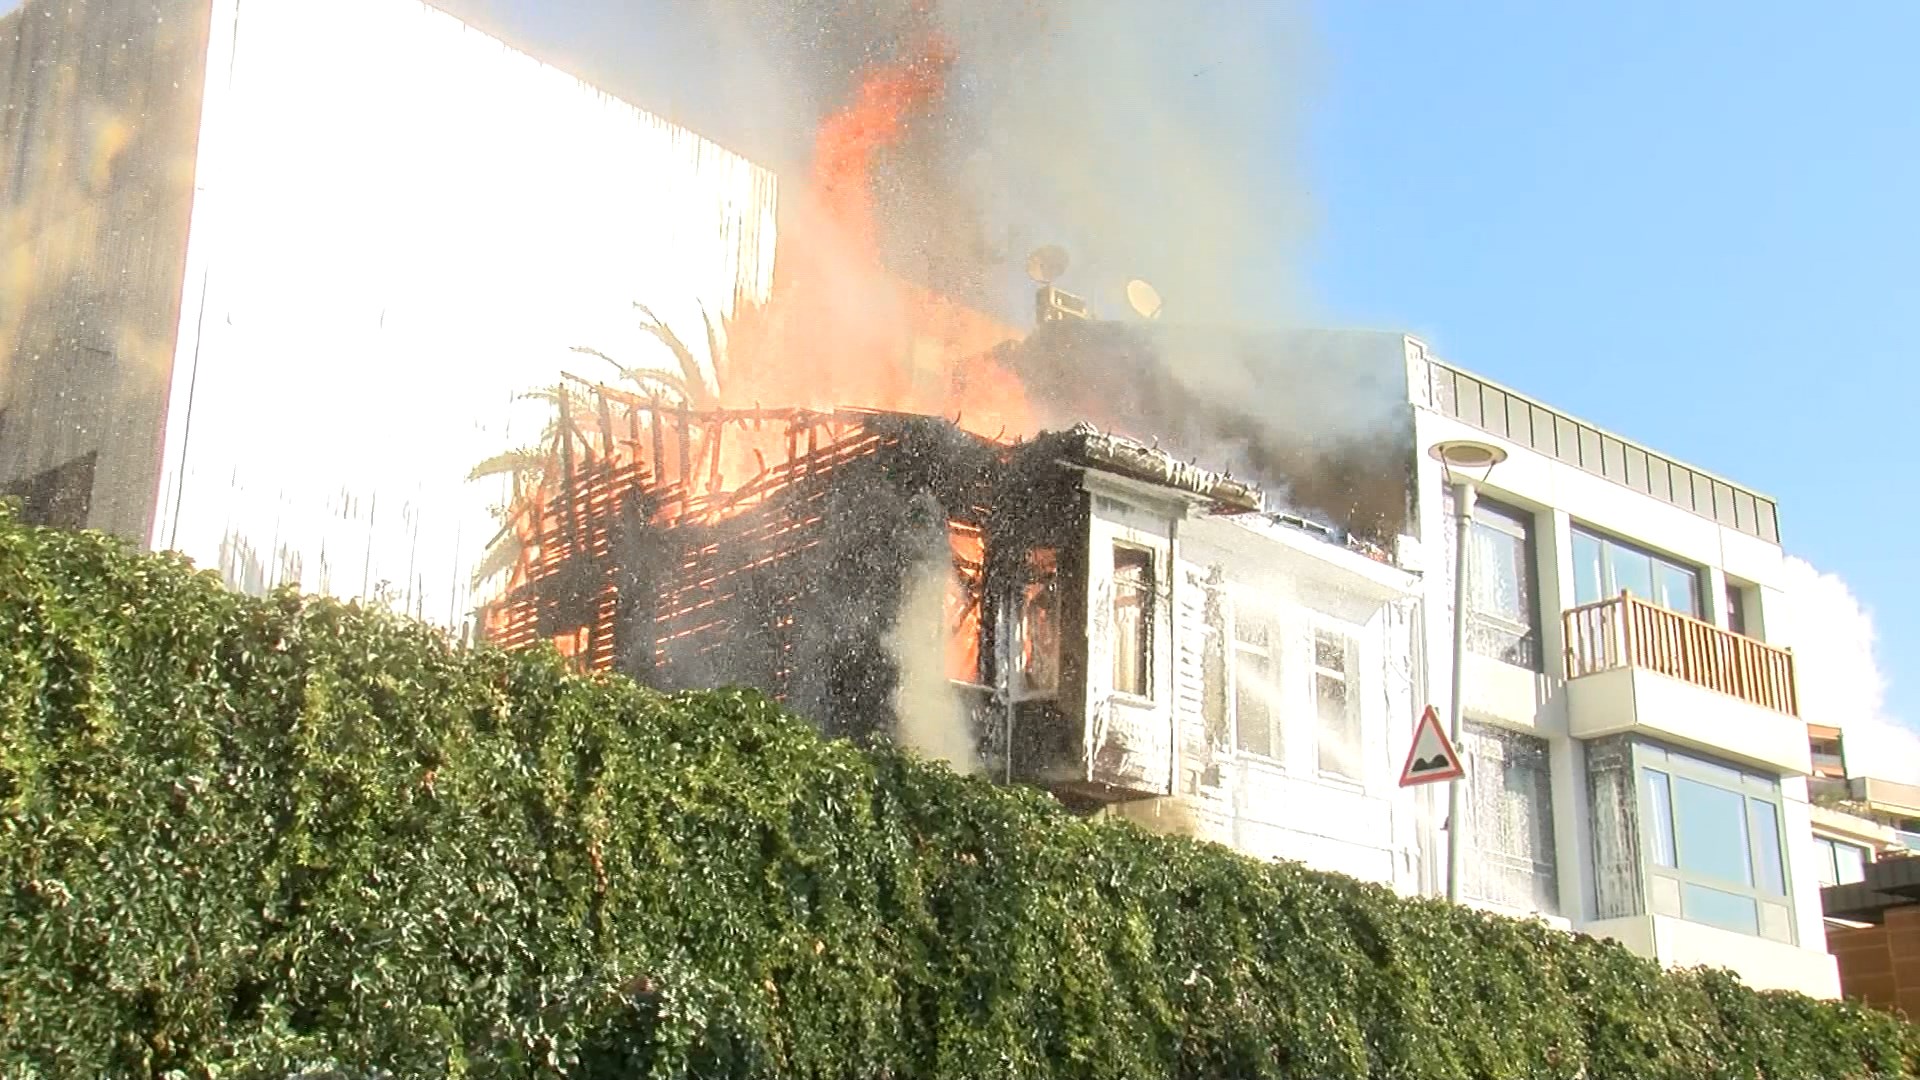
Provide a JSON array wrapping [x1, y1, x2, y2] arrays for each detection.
[[480, 380, 1000, 684], [1562, 592, 1799, 716]]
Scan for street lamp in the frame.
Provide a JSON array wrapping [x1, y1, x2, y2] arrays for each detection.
[[1428, 439, 1507, 903]]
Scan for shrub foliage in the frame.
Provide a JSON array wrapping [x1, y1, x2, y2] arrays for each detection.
[[0, 508, 1915, 1079]]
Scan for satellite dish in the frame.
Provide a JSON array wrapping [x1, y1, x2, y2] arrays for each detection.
[[1125, 279, 1164, 320], [1026, 245, 1070, 284]]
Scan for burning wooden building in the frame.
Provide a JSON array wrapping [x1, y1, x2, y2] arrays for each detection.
[[475, 372, 1421, 832]]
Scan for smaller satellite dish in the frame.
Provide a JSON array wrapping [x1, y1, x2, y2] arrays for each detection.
[[1125, 279, 1164, 320], [1026, 245, 1070, 284]]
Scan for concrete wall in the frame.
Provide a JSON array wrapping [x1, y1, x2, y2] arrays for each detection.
[[1566, 666, 1812, 776], [0, 0, 213, 538], [146, 0, 778, 630]]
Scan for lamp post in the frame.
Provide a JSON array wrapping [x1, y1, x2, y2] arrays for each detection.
[[1428, 439, 1507, 903]]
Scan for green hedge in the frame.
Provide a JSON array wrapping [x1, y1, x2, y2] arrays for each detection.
[[0, 507, 1914, 1079]]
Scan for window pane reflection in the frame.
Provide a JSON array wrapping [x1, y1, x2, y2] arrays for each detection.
[[1749, 799, 1785, 895], [1683, 883, 1759, 935], [1643, 768, 1676, 868], [1674, 775, 1751, 886], [1573, 531, 1603, 606]]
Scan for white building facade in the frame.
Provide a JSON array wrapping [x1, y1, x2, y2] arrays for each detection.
[[1407, 340, 1838, 997]]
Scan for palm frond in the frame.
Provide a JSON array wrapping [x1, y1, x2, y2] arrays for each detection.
[[634, 302, 716, 409], [467, 448, 550, 482]]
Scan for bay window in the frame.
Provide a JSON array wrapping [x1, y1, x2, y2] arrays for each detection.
[[1638, 745, 1792, 940]]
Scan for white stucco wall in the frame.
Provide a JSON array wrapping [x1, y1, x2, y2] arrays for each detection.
[[150, 0, 778, 629]]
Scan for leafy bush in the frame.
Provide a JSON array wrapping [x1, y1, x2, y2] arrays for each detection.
[[0, 507, 1914, 1079]]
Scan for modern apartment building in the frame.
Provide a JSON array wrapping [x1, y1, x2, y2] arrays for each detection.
[[1411, 345, 1838, 997]]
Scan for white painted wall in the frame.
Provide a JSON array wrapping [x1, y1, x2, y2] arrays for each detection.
[[1109, 503, 1425, 897], [1567, 667, 1813, 776], [150, 0, 778, 629], [1656, 913, 1840, 997], [1404, 342, 1836, 997]]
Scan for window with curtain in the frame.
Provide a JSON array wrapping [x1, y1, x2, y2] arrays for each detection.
[[1463, 722, 1559, 914], [1572, 526, 1701, 617], [1462, 498, 1540, 670], [1111, 546, 1153, 698], [1313, 630, 1360, 780]]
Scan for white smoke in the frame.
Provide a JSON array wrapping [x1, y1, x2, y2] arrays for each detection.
[[1779, 555, 1920, 783], [886, 547, 982, 774]]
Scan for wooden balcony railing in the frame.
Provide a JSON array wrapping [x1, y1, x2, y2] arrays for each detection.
[[1562, 593, 1799, 716]]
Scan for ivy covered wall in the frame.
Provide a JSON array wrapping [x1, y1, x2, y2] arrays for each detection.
[[1, 507, 1914, 1078]]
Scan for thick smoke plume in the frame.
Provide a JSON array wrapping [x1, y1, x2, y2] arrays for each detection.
[[1780, 555, 1920, 784], [439, 0, 1318, 352]]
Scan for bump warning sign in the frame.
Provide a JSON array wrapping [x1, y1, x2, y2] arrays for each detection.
[[1398, 705, 1465, 787]]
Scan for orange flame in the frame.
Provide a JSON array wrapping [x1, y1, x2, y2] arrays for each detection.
[[484, 32, 1041, 679], [719, 33, 1035, 441]]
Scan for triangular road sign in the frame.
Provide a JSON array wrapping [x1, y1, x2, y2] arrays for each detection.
[[1399, 705, 1465, 787]]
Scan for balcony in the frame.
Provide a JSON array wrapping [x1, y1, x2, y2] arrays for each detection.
[[1562, 594, 1809, 774]]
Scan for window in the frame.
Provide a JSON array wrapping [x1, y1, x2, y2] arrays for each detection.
[[1111, 546, 1153, 698], [1200, 585, 1229, 749], [1463, 722, 1559, 914], [1815, 837, 1869, 887], [1314, 631, 1360, 779], [1014, 548, 1060, 696], [1572, 527, 1700, 617], [1725, 583, 1749, 637], [1232, 616, 1278, 759], [1639, 748, 1790, 939], [1461, 497, 1540, 670]]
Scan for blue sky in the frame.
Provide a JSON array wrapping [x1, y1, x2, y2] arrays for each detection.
[[1304, 3, 1919, 730]]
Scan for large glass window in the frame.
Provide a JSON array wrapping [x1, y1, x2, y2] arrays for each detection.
[[1111, 546, 1153, 698], [1314, 631, 1360, 780], [1462, 498, 1540, 670], [1572, 526, 1701, 617], [1463, 722, 1559, 914], [1640, 747, 1790, 939]]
